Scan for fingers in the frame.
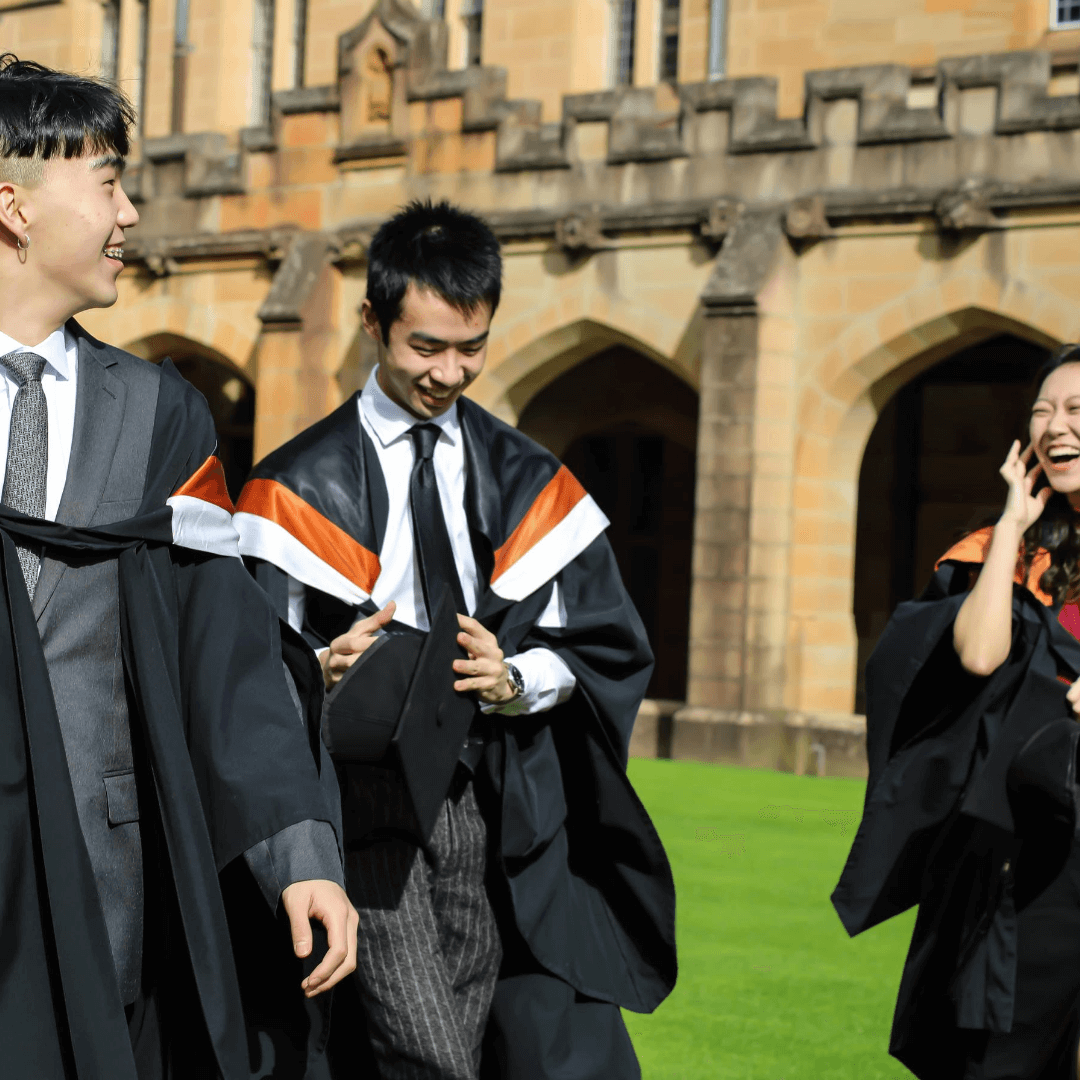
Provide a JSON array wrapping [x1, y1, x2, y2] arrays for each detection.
[[344, 601, 397, 644], [324, 603, 398, 687], [452, 654, 502, 693], [456, 616, 502, 664], [294, 883, 359, 998], [281, 884, 314, 960]]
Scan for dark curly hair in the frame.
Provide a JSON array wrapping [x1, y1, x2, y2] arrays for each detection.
[[1022, 343, 1080, 606]]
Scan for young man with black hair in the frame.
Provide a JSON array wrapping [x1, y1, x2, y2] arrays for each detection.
[[237, 200, 677, 1080], [0, 54, 357, 1079]]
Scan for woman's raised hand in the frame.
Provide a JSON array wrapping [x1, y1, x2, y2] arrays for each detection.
[[999, 440, 1051, 532]]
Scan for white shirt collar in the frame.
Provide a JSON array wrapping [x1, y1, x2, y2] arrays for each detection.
[[361, 365, 460, 449], [0, 324, 74, 382]]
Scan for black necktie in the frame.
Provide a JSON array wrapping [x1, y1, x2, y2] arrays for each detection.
[[408, 423, 467, 621]]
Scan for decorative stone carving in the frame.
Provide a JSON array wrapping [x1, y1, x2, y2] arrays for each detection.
[[783, 195, 832, 241], [700, 198, 743, 243], [555, 209, 605, 253], [934, 180, 999, 232], [365, 48, 393, 122]]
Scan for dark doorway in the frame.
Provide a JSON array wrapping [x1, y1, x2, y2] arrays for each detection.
[[135, 335, 256, 501], [517, 347, 698, 700], [852, 333, 1050, 712]]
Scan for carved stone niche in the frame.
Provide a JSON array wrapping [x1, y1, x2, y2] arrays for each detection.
[[339, 19, 408, 148]]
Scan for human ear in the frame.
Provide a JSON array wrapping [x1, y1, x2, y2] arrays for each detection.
[[359, 299, 382, 343], [0, 181, 28, 250]]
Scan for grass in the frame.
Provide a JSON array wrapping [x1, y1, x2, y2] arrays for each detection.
[[622, 759, 918, 1080]]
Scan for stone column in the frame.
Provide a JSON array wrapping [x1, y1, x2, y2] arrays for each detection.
[[687, 210, 784, 711], [687, 308, 759, 711]]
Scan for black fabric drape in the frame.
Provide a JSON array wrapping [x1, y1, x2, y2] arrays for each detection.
[[832, 561, 1080, 1080], [469, 535, 677, 1013], [0, 502, 337, 1079]]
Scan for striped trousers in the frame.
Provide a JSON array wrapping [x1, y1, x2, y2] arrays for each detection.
[[339, 766, 501, 1080]]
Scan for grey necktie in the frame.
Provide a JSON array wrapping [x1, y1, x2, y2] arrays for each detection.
[[0, 351, 48, 595]]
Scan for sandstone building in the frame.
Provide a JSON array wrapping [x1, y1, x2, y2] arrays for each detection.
[[5, 0, 1080, 775]]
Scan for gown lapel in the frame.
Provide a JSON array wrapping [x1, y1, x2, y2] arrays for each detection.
[[33, 326, 126, 620]]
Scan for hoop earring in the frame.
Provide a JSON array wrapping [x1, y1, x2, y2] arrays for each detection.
[[16, 234, 29, 251]]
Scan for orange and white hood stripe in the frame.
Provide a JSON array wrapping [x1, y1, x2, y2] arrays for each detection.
[[490, 466, 609, 602], [234, 478, 380, 606], [937, 526, 1053, 606], [167, 455, 241, 558]]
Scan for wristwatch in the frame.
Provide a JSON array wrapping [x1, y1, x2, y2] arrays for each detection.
[[504, 661, 525, 701]]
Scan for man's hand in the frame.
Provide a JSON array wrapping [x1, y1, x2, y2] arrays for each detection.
[[281, 879, 359, 998], [1067, 679, 1080, 720], [320, 601, 396, 691], [453, 613, 517, 705]]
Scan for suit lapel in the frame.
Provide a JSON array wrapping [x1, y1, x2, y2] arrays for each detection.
[[34, 325, 126, 620]]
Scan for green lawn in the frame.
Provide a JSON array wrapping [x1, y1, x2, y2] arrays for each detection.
[[623, 759, 917, 1080]]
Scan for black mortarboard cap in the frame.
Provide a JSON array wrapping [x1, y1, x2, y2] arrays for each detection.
[[323, 584, 477, 842]]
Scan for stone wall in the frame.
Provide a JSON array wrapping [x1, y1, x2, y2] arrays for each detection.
[[12, 0, 1080, 770]]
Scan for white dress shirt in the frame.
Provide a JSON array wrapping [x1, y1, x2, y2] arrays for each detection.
[[288, 366, 576, 716], [0, 326, 78, 520]]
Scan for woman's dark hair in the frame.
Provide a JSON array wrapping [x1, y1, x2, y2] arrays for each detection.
[[1023, 343, 1080, 606], [0, 53, 135, 184], [366, 199, 502, 343]]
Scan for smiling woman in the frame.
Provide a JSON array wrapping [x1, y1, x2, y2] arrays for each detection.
[[833, 343, 1080, 1079]]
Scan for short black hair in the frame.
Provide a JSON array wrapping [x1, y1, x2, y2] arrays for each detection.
[[366, 200, 502, 343], [0, 53, 135, 184]]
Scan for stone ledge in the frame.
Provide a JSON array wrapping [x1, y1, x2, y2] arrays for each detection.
[[631, 703, 868, 779], [273, 85, 341, 115]]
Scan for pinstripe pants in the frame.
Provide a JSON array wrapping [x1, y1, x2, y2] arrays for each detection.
[[341, 767, 501, 1080]]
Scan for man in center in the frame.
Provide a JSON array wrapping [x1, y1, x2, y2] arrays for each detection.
[[236, 200, 676, 1079]]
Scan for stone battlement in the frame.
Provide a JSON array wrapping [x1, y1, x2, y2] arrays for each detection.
[[127, 0, 1080, 214]]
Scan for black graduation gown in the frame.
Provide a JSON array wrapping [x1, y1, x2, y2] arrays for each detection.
[[235, 391, 678, 1074], [0, 359, 340, 1080], [832, 553, 1080, 1080]]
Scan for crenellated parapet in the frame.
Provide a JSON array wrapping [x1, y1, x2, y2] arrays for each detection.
[[126, 0, 1080, 203], [120, 0, 1080, 298]]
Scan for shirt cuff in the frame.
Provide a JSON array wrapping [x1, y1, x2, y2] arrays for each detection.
[[481, 646, 577, 717], [242, 819, 344, 910]]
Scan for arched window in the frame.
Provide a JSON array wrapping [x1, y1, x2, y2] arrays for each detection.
[[1054, 1, 1080, 29], [171, 0, 191, 133], [610, 0, 636, 87], [292, 0, 308, 87], [101, 0, 121, 83], [135, 0, 151, 133], [463, 0, 483, 67], [250, 0, 275, 126], [707, 0, 726, 79], [658, 0, 679, 83]]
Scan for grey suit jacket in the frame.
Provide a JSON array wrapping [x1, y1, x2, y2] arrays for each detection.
[[34, 326, 341, 1005]]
